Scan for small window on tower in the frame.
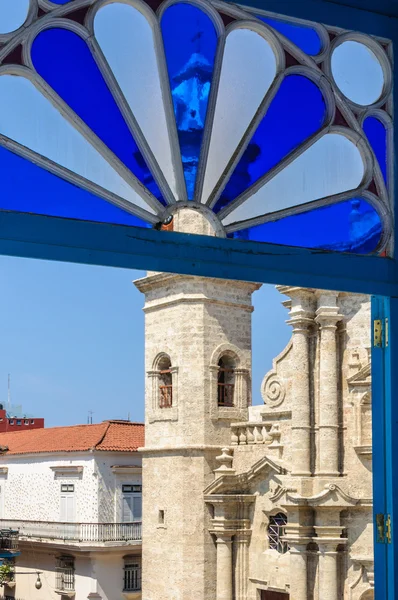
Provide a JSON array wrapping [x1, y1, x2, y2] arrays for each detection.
[[158, 355, 172, 408], [217, 356, 236, 407]]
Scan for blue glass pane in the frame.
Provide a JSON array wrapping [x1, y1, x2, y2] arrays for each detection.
[[0, 146, 151, 228], [31, 28, 165, 205], [258, 16, 323, 56], [161, 3, 218, 199], [363, 116, 387, 185], [229, 199, 382, 254], [215, 75, 326, 213]]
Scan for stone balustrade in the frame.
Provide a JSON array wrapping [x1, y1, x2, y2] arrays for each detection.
[[231, 422, 281, 446]]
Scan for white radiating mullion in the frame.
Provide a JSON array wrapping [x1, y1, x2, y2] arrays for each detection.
[[199, 25, 280, 204], [0, 72, 158, 215], [222, 132, 367, 225], [93, 1, 184, 202]]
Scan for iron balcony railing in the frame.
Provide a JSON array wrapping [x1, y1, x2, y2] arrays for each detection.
[[0, 529, 19, 552], [0, 520, 141, 543]]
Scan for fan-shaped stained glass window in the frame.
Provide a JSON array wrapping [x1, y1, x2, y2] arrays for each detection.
[[0, 0, 392, 255]]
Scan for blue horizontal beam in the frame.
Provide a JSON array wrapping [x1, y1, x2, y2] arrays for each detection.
[[0, 211, 397, 296]]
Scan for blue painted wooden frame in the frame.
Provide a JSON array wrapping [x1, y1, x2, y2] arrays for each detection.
[[0, 0, 396, 598]]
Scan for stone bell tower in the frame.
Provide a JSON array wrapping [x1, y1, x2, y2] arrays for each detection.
[[134, 208, 260, 600]]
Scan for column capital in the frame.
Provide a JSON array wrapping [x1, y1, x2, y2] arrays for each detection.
[[287, 310, 314, 332], [214, 533, 234, 544], [315, 307, 343, 328], [314, 525, 347, 552]]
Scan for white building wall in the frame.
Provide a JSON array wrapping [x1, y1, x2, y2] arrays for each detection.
[[0, 451, 142, 524], [0, 453, 98, 522], [96, 453, 142, 523]]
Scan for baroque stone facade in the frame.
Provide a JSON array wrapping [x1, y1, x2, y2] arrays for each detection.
[[136, 211, 373, 600]]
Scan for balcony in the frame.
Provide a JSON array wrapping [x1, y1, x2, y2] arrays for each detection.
[[0, 529, 19, 557], [0, 521, 141, 546]]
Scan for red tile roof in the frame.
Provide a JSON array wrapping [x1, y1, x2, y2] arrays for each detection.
[[0, 421, 144, 455]]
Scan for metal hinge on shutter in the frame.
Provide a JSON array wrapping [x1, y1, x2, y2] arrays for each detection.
[[376, 513, 392, 543], [373, 318, 389, 348]]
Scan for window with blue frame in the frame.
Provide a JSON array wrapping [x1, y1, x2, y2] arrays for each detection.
[[0, 0, 392, 256]]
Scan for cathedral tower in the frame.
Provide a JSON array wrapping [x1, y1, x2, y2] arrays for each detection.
[[135, 208, 260, 600]]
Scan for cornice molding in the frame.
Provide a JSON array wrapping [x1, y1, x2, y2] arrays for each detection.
[[204, 456, 284, 495], [281, 484, 371, 508]]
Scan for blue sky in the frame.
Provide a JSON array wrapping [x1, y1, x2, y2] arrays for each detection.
[[0, 255, 290, 427]]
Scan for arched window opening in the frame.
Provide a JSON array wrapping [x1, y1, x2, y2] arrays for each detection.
[[268, 513, 289, 554], [217, 356, 236, 407], [158, 355, 172, 408]]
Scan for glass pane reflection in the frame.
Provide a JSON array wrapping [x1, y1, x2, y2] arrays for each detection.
[[31, 27, 165, 204], [0, 145, 151, 228], [331, 41, 384, 106], [200, 28, 278, 204], [222, 133, 365, 225], [94, 2, 180, 199], [0, 0, 30, 33], [214, 74, 327, 213], [257, 16, 323, 56], [229, 198, 382, 254], [161, 2, 218, 199], [0, 75, 153, 213]]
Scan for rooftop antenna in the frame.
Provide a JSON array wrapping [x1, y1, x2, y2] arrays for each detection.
[[88, 410, 94, 425], [7, 374, 11, 412]]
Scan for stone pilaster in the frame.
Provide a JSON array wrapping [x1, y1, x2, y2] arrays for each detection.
[[287, 541, 308, 600], [234, 531, 251, 600], [215, 533, 234, 600], [285, 289, 315, 476], [315, 292, 343, 477], [207, 494, 254, 600]]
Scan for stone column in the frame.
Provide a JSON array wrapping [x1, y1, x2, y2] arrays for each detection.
[[215, 533, 234, 600], [315, 293, 343, 476], [286, 291, 315, 476], [288, 541, 308, 600]]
